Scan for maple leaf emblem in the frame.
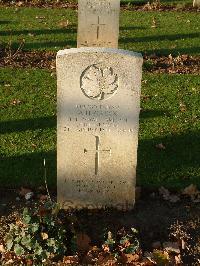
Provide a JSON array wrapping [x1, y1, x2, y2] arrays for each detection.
[[81, 64, 118, 100]]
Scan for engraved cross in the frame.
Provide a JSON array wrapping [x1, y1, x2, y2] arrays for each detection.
[[84, 136, 111, 175], [91, 16, 106, 40]]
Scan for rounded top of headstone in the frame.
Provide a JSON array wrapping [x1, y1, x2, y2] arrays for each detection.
[[57, 47, 143, 60]]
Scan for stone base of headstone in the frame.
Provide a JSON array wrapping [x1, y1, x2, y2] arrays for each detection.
[[57, 48, 143, 211]]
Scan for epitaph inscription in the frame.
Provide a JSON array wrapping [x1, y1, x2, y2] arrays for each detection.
[[57, 48, 143, 210], [63, 104, 136, 133], [77, 0, 120, 48]]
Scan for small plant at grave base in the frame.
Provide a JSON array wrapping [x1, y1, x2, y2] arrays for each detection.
[[144, 59, 154, 71], [4, 205, 70, 264], [103, 227, 140, 258]]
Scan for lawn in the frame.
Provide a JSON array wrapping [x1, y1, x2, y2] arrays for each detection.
[[0, 0, 200, 265], [0, 3, 199, 189], [0, 2, 200, 265], [0, 7, 199, 55], [0, 68, 199, 189]]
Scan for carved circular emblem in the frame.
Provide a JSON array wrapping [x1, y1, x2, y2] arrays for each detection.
[[80, 64, 118, 100]]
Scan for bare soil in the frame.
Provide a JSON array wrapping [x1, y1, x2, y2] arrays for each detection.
[[1, 47, 200, 74]]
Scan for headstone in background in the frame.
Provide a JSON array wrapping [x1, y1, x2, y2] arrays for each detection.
[[57, 48, 143, 210], [193, 0, 200, 7], [77, 0, 120, 48]]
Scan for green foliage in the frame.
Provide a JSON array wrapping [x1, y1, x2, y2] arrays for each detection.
[[4, 206, 68, 263], [153, 250, 170, 265], [143, 59, 154, 71], [103, 228, 140, 256]]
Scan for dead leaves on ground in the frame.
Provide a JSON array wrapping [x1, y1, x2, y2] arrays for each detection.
[[10, 99, 22, 106], [143, 54, 200, 74], [1, 46, 199, 74], [159, 184, 200, 203], [61, 246, 182, 265], [58, 19, 70, 28], [159, 187, 180, 203], [60, 227, 185, 265], [76, 233, 91, 252], [182, 184, 200, 202], [18, 187, 50, 202], [155, 143, 166, 150]]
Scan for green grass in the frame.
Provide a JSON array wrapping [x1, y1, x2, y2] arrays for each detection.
[[0, 68, 199, 189], [0, 4, 199, 190], [0, 7, 199, 55]]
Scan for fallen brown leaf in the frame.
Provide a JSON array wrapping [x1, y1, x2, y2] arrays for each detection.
[[38, 206, 51, 217], [26, 259, 33, 265], [16, 1, 23, 7], [159, 187, 180, 203], [59, 20, 69, 28], [19, 187, 32, 196], [63, 255, 79, 265], [28, 33, 35, 37], [163, 242, 180, 254], [175, 254, 182, 264], [121, 253, 140, 263], [151, 17, 157, 28], [142, 80, 148, 84], [141, 95, 151, 101], [179, 102, 187, 112], [152, 241, 161, 249], [83, 246, 101, 264], [0, 244, 5, 253], [156, 143, 166, 150], [159, 187, 170, 200], [97, 253, 117, 265], [41, 232, 48, 240], [38, 194, 48, 201], [76, 233, 91, 252], [35, 16, 45, 19], [143, 252, 156, 265], [182, 184, 199, 196], [11, 99, 22, 106]]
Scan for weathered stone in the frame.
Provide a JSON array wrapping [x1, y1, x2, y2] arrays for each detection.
[[77, 0, 120, 48], [57, 47, 143, 210], [193, 0, 200, 7]]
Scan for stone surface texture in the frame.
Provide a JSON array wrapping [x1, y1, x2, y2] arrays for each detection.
[[77, 0, 120, 48], [193, 0, 200, 7], [57, 48, 143, 210]]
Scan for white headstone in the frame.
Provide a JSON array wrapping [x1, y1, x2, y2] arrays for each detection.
[[77, 0, 120, 48], [193, 0, 200, 7], [57, 48, 143, 210]]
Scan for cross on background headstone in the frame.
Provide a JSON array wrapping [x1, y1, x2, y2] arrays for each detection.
[[91, 16, 106, 40], [84, 136, 111, 175], [77, 0, 120, 48]]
